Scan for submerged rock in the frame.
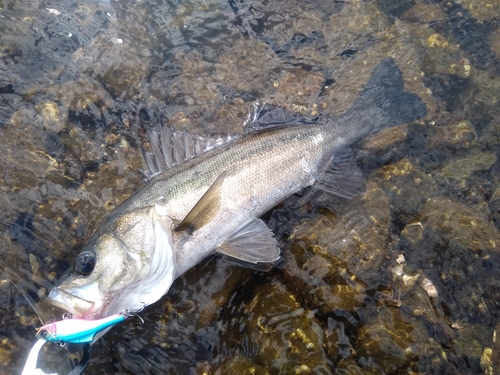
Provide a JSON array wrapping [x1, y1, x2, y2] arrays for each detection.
[[372, 158, 438, 217], [480, 323, 500, 375], [434, 149, 497, 180], [420, 197, 499, 251], [428, 120, 477, 150], [232, 280, 331, 374], [356, 305, 415, 372], [207, 357, 270, 375]]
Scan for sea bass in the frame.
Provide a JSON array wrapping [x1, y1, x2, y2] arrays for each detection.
[[47, 59, 427, 321]]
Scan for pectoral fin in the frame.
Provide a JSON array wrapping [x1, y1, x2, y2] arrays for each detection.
[[216, 218, 281, 265], [316, 148, 366, 199], [175, 172, 226, 233]]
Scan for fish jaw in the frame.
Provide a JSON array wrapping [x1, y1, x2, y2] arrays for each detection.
[[48, 283, 101, 319]]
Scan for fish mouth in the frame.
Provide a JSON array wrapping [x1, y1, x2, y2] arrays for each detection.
[[47, 287, 96, 318]]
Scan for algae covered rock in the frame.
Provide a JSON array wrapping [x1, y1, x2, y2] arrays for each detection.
[[356, 305, 415, 372], [282, 182, 394, 319], [237, 280, 330, 374], [420, 197, 499, 251], [207, 356, 271, 375], [372, 158, 438, 216], [433, 149, 497, 180]]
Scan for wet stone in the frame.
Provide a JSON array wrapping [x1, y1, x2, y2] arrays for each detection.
[[356, 280, 456, 373], [467, 69, 500, 126], [35, 101, 67, 133], [423, 73, 469, 112], [489, 183, 500, 230], [491, 26, 500, 60], [10, 106, 39, 131], [402, 2, 447, 25], [481, 346, 494, 375], [420, 197, 499, 251], [401, 213, 500, 326], [361, 125, 408, 151], [429, 148, 497, 202], [214, 38, 280, 94], [97, 56, 151, 102], [274, 68, 325, 114], [376, 0, 415, 22], [452, 324, 493, 372], [280, 182, 396, 331], [482, 323, 500, 375], [42, 132, 64, 157], [205, 356, 270, 375], [422, 30, 472, 79], [177, 54, 219, 97], [169, 257, 255, 328], [400, 222, 424, 247], [234, 281, 329, 374], [434, 149, 497, 180], [356, 305, 414, 372], [372, 158, 438, 217], [0, 337, 14, 368], [484, 120, 500, 153], [284, 237, 363, 317], [428, 120, 477, 150], [62, 126, 106, 163], [456, 0, 500, 22]]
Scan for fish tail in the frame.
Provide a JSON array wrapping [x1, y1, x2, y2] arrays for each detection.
[[341, 58, 427, 136]]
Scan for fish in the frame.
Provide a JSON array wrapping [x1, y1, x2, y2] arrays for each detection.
[[47, 58, 427, 323]]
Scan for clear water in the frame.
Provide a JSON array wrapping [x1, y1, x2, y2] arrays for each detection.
[[1, 0, 500, 373]]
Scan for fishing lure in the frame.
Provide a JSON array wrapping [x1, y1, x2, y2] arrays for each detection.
[[26, 309, 142, 373], [35, 313, 127, 344]]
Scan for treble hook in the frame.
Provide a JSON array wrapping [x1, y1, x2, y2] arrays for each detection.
[[119, 302, 146, 324]]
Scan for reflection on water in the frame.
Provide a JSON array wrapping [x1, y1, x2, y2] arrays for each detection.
[[1, 0, 500, 373]]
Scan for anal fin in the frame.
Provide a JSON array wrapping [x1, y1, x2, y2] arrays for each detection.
[[316, 148, 366, 199], [216, 218, 281, 267]]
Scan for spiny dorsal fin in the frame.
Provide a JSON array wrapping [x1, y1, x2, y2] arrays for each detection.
[[216, 217, 281, 265], [243, 102, 319, 134], [141, 125, 238, 180], [174, 172, 227, 233]]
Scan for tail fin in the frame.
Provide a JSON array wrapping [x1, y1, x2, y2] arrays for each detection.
[[346, 58, 427, 135]]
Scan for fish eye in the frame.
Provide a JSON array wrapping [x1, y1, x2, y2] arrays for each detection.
[[74, 252, 96, 276], [40, 329, 48, 339]]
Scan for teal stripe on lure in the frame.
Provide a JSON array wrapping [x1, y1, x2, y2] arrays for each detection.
[[36, 313, 126, 344]]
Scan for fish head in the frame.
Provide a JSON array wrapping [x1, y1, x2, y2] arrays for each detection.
[[48, 205, 177, 319]]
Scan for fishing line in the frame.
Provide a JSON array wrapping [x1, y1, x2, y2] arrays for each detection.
[[13, 280, 45, 325], [1, 266, 46, 325]]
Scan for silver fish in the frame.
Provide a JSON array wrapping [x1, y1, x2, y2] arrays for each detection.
[[48, 58, 426, 321]]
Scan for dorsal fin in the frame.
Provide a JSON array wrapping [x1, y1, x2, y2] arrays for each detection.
[[141, 124, 239, 180], [243, 102, 319, 133]]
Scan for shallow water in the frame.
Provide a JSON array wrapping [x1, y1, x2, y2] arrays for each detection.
[[1, 0, 500, 374]]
